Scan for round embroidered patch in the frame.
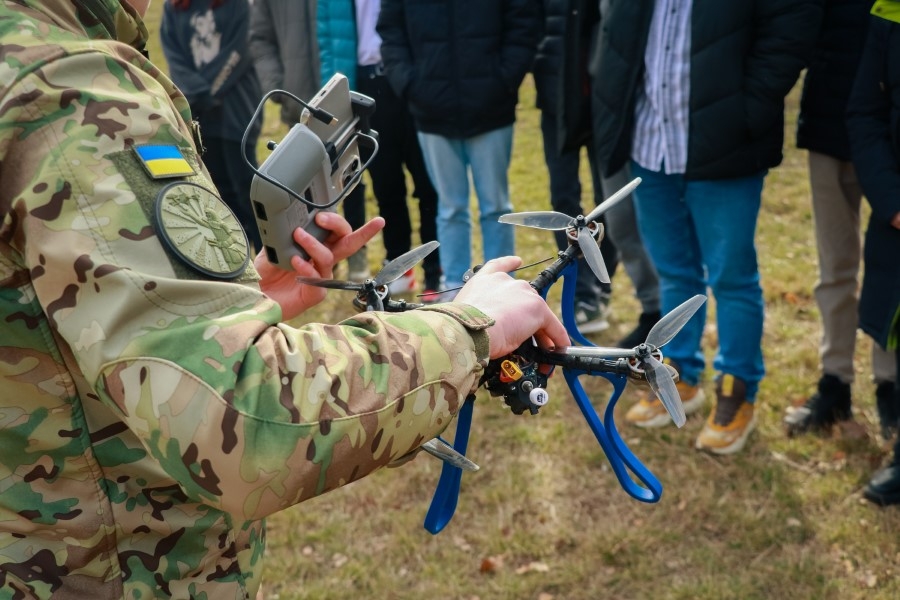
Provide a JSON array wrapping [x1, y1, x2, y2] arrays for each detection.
[[155, 182, 249, 279]]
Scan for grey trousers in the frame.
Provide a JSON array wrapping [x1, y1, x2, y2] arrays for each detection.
[[809, 151, 895, 383], [600, 164, 661, 314]]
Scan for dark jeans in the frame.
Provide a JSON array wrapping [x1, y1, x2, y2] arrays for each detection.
[[202, 137, 262, 252], [539, 111, 617, 304], [356, 65, 440, 287]]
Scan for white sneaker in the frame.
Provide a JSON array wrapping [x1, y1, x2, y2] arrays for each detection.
[[387, 269, 416, 295], [574, 300, 610, 334]]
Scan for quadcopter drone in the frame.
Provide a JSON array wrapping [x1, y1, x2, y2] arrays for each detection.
[[296, 178, 706, 534]]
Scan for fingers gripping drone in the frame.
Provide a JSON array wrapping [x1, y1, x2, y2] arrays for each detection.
[[296, 178, 707, 534]]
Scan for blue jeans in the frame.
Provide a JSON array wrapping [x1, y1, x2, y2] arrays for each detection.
[[417, 127, 515, 288], [630, 162, 766, 400]]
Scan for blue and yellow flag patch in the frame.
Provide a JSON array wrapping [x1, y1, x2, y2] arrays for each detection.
[[134, 144, 196, 179]]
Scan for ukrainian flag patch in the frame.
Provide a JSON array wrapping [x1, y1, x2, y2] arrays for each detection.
[[134, 144, 196, 179]]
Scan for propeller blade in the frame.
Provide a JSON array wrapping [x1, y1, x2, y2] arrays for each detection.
[[578, 226, 610, 284], [645, 295, 707, 350], [643, 353, 686, 428], [422, 438, 480, 472], [584, 177, 642, 224], [295, 276, 364, 291], [498, 211, 575, 231], [376, 240, 440, 286]]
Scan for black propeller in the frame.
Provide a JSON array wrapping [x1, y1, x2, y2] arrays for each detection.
[[296, 240, 440, 311], [557, 294, 706, 427], [498, 178, 641, 284]]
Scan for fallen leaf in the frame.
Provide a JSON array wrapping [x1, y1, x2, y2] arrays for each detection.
[[784, 291, 801, 305], [480, 555, 504, 574], [453, 536, 472, 552], [515, 561, 550, 575], [862, 572, 877, 588], [331, 553, 348, 568]]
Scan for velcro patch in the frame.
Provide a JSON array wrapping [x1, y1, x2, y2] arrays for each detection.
[[155, 182, 249, 279], [135, 144, 196, 179]]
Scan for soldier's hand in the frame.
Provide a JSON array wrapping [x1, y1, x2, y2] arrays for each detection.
[[256, 213, 384, 319], [454, 257, 569, 359]]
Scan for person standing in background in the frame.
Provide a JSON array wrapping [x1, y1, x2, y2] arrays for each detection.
[[161, 0, 263, 252], [845, 0, 900, 506], [783, 0, 898, 440], [534, 0, 663, 342], [378, 0, 539, 300], [248, 0, 320, 124], [318, 0, 442, 298], [534, 0, 618, 334], [592, 0, 821, 453], [250, 0, 370, 279]]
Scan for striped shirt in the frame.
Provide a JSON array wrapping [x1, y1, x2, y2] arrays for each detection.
[[631, 0, 692, 174]]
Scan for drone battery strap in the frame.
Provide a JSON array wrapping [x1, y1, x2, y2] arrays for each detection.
[[556, 262, 662, 502], [424, 393, 475, 534]]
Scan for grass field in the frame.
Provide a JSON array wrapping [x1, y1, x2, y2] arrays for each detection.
[[143, 4, 900, 599]]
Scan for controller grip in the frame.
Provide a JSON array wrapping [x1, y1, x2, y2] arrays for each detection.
[[250, 125, 333, 269]]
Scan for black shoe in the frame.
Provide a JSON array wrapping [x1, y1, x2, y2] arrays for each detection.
[[617, 311, 661, 348], [783, 374, 852, 437], [864, 463, 900, 506], [876, 380, 898, 440]]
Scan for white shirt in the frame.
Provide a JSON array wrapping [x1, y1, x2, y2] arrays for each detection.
[[631, 0, 692, 174], [356, 0, 383, 67]]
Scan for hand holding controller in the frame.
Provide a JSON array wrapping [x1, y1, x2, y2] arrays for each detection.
[[249, 74, 376, 269]]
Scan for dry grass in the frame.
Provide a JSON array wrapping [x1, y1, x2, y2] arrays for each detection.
[[141, 4, 900, 599]]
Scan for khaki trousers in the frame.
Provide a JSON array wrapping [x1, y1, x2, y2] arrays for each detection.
[[809, 152, 895, 383]]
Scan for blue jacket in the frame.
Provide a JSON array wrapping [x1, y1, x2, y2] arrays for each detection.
[[318, 0, 358, 88], [160, 0, 262, 143]]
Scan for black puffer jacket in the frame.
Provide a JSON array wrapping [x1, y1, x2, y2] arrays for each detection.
[[533, 0, 567, 114], [591, 0, 822, 180], [378, 0, 539, 138], [847, 14, 900, 351], [534, 0, 598, 153], [796, 0, 870, 160]]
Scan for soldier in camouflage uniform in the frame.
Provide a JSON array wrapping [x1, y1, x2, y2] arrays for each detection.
[[0, 1, 568, 597]]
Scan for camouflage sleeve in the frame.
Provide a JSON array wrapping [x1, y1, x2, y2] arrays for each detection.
[[1, 49, 492, 520]]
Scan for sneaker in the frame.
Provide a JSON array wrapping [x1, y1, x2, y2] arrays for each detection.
[[624, 361, 706, 428], [424, 274, 443, 295], [864, 462, 900, 506], [347, 248, 370, 281], [420, 289, 442, 304], [875, 380, 898, 440], [617, 310, 662, 348], [574, 300, 610, 334], [783, 374, 852, 437], [695, 374, 756, 455], [387, 268, 417, 295], [625, 383, 707, 428]]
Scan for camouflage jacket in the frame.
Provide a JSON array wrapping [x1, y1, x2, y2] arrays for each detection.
[[0, 1, 491, 598]]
